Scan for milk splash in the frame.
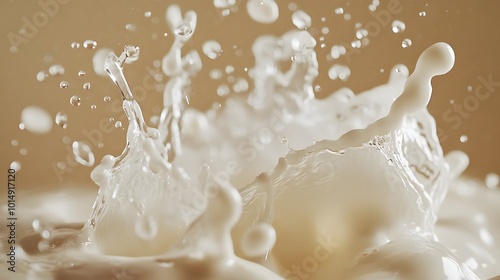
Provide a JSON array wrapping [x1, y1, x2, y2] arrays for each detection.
[[5, 2, 500, 280]]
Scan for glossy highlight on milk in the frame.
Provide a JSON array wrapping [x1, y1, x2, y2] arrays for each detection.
[[2, 2, 500, 280]]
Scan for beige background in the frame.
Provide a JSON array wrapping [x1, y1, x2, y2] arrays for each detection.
[[0, 0, 499, 194]]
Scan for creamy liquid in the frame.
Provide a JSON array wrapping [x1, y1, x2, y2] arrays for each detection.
[[2, 2, 500, 280]]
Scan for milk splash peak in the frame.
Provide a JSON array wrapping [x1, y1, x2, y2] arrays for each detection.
[[6, 2, 500, 280]]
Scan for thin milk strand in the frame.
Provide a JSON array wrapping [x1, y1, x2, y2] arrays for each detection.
[[159, 5, 201, 162]]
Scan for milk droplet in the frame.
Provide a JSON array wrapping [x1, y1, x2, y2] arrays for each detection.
[[55, 112, 68, 129], [83, 40, 97, 49], [419, 11, 427, 17], [331, 45, 347, 59], [20, 148, 28, 156], [78, 70, 86, 77], [402, 38, 412, 48], [48, 64, 65, 76], [10, 161, 21, 172], [36, 71, 47, 82], [217, 84, 230, 96], [134, 216, 159, 240], [103, 96, 111, 102], [202, 40, 222, 59], [351, 40, 362, 48], [213, 0, 236, 9], [344, 13, 351, 20], [115, 121, 123, 128], [21, 106, 53, 134], [72, 141, 95, 167], [70, 95, 81, 106], [233, 78, 249, 93], [356, 29, 368, 39], [11, 140, 18, 146], [459, 135, 468, 143], [391, 20, 406, 33], [71, 42, 80, 49], [221, 9, 231, 17], [59, 81, 69, 89], [125, 23, 137, 31], [210, 69, 223, 80], [90, 104, 97, 110], [328, 64, 351, 81], [292, 10, 311, 30], [144, 11, 152, 17], [32, 219, 42, 232], [485, 173, 499, 189], [247, 0, 279, 24], [225, 65, 235, 74], [334, 7, 344, 15], [83, 82, 91, 90]]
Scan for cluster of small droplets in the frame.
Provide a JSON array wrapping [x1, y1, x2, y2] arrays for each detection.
[[32, 219, 54, 252], [328, 64, 351, 81], [211, 64, 249, 97], [368, 0, 380, 11], [36, 65, 66, 82]]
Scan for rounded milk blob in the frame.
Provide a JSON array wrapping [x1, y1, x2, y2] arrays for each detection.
[[202, 40, 222, 59], [292, 10, 312, 29], [21, 106, 53, 134], [247, 0, 279, 24]]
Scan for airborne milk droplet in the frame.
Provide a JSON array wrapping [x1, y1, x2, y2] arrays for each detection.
[[55, 112, 68, 129], [48, 64, 65, 76], [21, 106, 53, 134], [292, 10, 311, 30], [69, 96, 81, 106], [391, 20, 406, 33], [202, 40, 222, 59], [247, 0, 279, 24], [60, 81, 69, 89], [72, 141, 95, 167], [328, 64, 351, 81], [213, 0, 236, 9], [83, 40, 97, 49], [485, 173, 499, 189], [10, 161, 21, 172], [402, 38, 412, 48]]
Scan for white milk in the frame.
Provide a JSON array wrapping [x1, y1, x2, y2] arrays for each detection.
[[2, 2, 499, 280]]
